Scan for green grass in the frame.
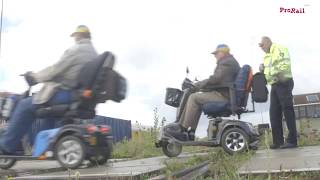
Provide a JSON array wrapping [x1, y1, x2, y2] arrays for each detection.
[[205, 149, 254, 180], [112, 130, 211, 159], [112, 130, 162, 159], [297, 118, 320, 146]]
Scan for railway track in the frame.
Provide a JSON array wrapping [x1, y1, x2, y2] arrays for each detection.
[[150, 160, 210, 180]]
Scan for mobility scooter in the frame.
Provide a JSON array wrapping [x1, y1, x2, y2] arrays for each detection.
[[156, 65, 268, 156], [0, 51, 127, 169]]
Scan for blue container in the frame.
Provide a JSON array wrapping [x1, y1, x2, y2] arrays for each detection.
[[92, 115, 132, 143]]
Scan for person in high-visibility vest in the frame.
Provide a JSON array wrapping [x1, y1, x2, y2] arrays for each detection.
[[259, 36, 297, 149]]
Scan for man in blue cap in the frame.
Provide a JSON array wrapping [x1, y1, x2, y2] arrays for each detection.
[[175, 44, 240, 140]]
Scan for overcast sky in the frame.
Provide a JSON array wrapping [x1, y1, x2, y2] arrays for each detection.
[[0, 0, 319, 136]]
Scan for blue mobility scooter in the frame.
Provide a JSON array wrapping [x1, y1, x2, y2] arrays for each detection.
[[0, 51, 127, 169], [156, 65, 267, 156]]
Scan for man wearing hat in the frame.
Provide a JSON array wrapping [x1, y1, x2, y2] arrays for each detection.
[[174, 44, 240, 140], [0, 25, 98, 154]]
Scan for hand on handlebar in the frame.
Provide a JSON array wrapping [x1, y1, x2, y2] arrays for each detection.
[[182, 78, 197, 90], [23, 71, 38, 86], [184, 81, 199, 92], [194, 79, 209, 91]]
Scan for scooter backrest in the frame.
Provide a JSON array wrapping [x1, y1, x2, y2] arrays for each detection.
[[77, 51, 115, 89], [234, 65, 253, 108], [78, 51, 127, 104]]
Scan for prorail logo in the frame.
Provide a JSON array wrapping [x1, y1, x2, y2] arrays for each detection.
[[280, 7, 305, 14]]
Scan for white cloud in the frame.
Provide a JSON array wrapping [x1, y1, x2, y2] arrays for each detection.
[[0, 0, 319, 136]]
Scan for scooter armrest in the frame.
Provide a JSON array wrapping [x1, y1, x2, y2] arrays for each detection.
[[35, 105, 70, 118], [200, 83, 235, 91]]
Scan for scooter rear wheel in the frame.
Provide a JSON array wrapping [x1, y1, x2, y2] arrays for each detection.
[[55, 135, 86, 169], [162, 141, 182, 157], [0, 158, 16, 169]]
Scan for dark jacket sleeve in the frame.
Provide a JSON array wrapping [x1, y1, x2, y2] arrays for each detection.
[[198, 60, 237, 89]]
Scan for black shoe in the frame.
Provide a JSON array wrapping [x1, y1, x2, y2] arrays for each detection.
[[269, 144, 281, 149], [280, 143, 297, 149], [164, 123, 188, 141]]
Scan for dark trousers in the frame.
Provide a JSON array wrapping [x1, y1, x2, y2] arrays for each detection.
[[270, 79, 297, 145]]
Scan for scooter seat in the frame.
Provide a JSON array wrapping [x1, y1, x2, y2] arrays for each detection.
[[202, 101, 231, 117], [36, 104, 70, 118]]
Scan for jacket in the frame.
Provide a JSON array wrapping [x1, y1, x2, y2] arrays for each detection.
[[263, 44, 292, 85], [32, 39, 98, 104], [197, 55, 240, 97]]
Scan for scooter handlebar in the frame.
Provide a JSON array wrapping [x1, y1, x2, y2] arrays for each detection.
[[182, 78, 197, 90], [21, 72, 37, 87], [19, 73, 33, 97]]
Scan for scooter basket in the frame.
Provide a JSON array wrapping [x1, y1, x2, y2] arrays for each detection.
[[165, 88, 183, 108]]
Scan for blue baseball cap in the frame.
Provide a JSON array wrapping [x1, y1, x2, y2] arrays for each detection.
[[212, 44, 230, 54]]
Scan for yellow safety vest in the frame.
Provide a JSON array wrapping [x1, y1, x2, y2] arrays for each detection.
[[263, 44, 292, 85]]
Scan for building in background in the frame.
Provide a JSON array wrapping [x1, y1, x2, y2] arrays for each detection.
[[293, 93, 320, 119]]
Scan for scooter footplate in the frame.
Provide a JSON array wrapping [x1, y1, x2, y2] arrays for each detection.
[[177, 140, 219, 147]]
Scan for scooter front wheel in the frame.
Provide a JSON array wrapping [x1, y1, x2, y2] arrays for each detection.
[[162, 141, 182, 157], [0, 158, 16, 169]]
